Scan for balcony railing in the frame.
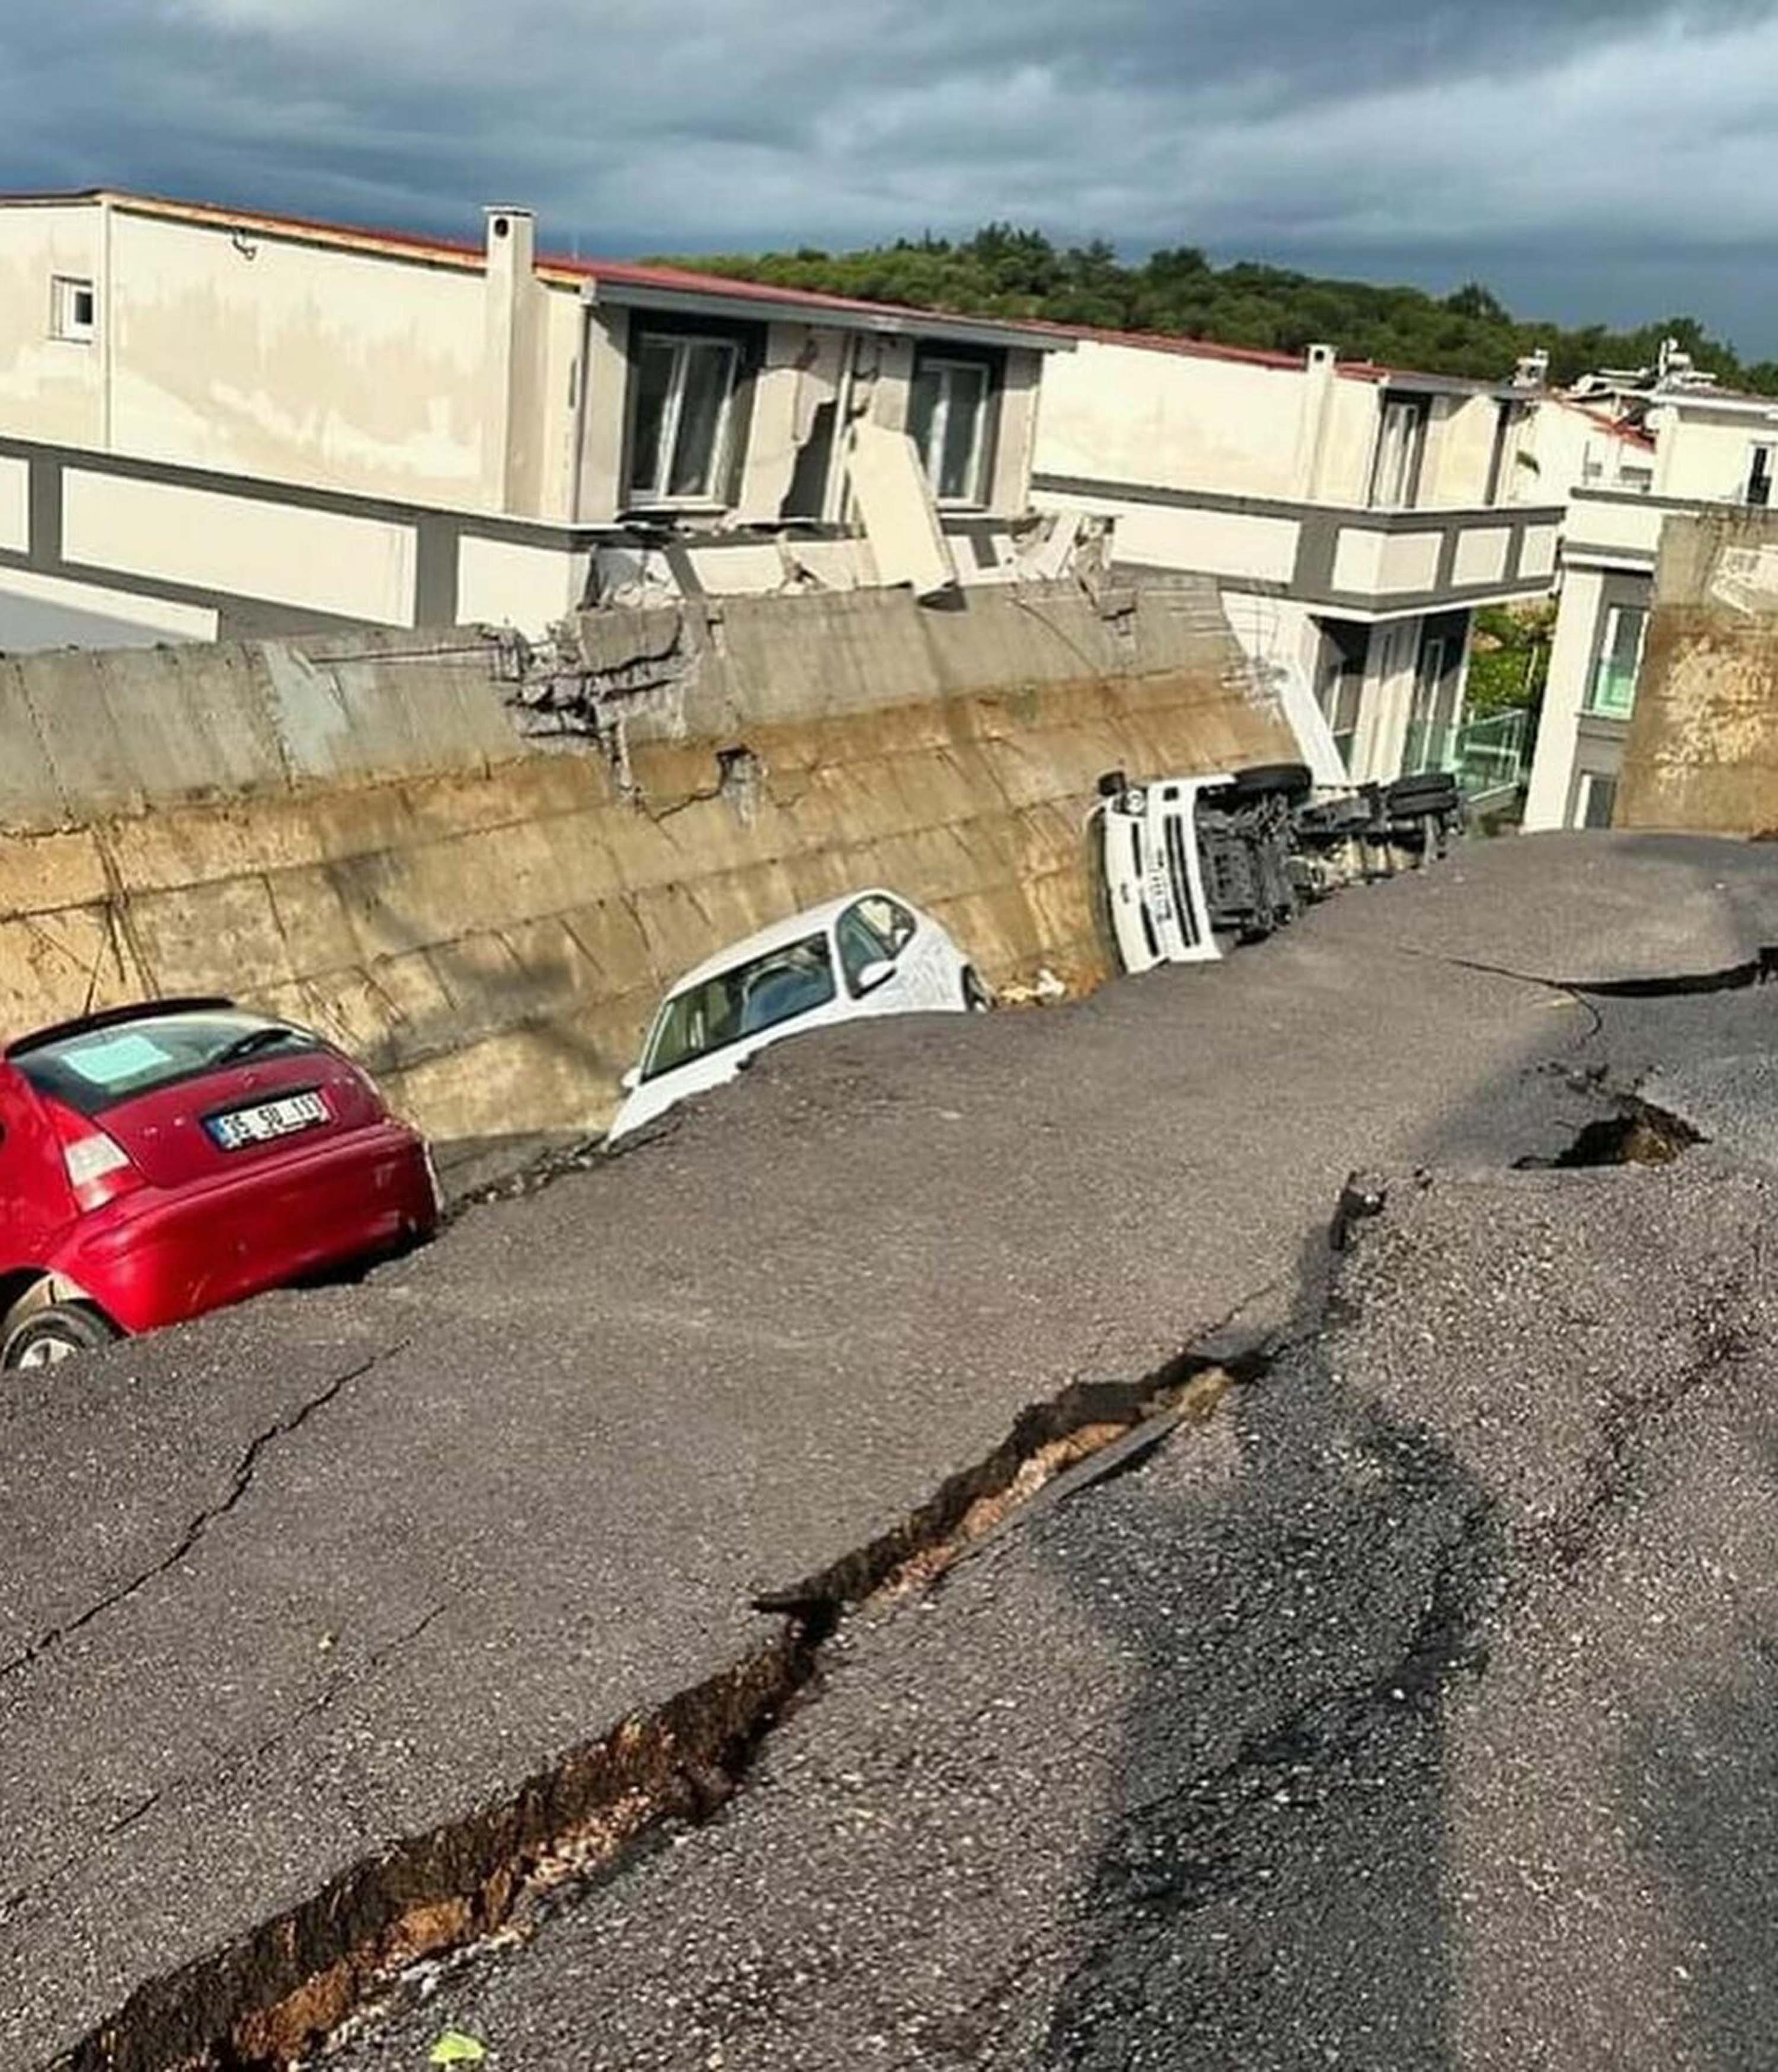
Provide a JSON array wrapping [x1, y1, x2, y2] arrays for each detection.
[[1451, 709, 1530, 800]]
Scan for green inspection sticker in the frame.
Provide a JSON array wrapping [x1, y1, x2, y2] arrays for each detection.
[[62, 1033, 175, 1086]]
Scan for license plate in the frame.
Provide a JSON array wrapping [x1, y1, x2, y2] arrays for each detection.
[[206, 1089, 330, 1150]]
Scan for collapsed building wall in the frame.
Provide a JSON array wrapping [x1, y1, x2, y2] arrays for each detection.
[[1617, 507, 1778, 832], [0, 577, 1294, 1166]]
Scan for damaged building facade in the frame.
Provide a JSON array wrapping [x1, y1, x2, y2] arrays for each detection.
[[8, 185, 1719, 835], [1028, 330, 1566, 791], [0, 190, 1075, 650], [1521, 345, 1778, 831]]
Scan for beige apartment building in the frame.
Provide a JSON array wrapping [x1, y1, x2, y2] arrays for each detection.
[[15, 183, 1711, 836], [0, 190, 1067, 649], [1028, 329, 1565, 788], [1523, 348, 1778, 830]]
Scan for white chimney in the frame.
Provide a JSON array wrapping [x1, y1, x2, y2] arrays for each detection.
[[482, 207, 536, 514], [1296, 342, 1338, 499]]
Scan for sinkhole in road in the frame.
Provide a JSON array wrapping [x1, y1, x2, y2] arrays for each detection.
[[1518, 1095, 1703, 1173]]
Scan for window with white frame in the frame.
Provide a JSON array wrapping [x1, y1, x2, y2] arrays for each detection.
[[1574, 771, 1618, 830], [1368, 395, 1428, 509], [50, 275, 95, 343], [628, 334, 740, 504], [1315, 620, 1367, 771], [908, 354, 992, 505], [1747, 443, 1774, 508], [1587, 603, 1646, 718]]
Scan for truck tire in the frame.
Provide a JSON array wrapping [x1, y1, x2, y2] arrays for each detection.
[[1384, 773, 1459, 816], [1221, 762, 1314, 803]]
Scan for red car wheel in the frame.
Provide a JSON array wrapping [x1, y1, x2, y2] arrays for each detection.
[[2, 1301, 121, 1370]]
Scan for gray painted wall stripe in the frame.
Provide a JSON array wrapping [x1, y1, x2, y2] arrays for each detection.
[[1032, 467, 1563, 533], [1115, 557, 1550, 621], [0, 433, 616, 550], [414, 517, 459, 628], [27, 454, 60, 566]]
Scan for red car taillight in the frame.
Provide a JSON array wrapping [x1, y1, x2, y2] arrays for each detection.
[[47, 1104, 145, 1213]]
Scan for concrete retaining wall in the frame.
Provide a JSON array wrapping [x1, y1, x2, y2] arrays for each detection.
[[0, 579, 1293, 1165], [1619, 508, 1778, 832]]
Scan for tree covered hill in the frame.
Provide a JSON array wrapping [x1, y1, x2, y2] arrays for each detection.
[[661, 226, 1778, 394]]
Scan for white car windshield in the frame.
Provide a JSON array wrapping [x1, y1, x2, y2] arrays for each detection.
[[644, 934, 837, 1080]]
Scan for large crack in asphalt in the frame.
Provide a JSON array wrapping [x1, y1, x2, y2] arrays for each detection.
[[41, 941, 1774, 2070], [1, 1339, 412, 1686], [1569, 945, 1778, 999], [45, 1311, 1277, 2072]]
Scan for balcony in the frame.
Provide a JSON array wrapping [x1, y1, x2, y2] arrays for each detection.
[[1029, 471, 1563, 616], [1294, 503, 1563, 614]]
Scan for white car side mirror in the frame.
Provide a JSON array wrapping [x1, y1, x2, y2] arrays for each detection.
[[855, 958, 897, 994], [620, 1066, 641, 1094]]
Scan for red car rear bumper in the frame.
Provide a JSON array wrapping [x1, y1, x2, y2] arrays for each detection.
[[49, 1122, 439, 1334]]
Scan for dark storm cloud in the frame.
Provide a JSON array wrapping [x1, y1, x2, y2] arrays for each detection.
[[1, 2, 1773, 339]]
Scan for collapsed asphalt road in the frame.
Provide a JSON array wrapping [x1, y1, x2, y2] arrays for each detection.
[[7, 832, 1778, 2067], [340, 1160, 1778, 2071]]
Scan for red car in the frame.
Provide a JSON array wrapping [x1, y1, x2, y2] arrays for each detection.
[[0, 998, 439, 1369]]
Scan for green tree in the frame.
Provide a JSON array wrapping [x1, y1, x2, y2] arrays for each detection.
[[1467, 602, 1556, 716], [658, 230, 1777, 395]]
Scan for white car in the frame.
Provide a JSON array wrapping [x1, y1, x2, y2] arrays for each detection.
[[607, 889, 989, 1141]]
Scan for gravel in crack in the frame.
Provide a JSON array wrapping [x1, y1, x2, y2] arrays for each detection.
[[333, 1161, 1778, 2070]]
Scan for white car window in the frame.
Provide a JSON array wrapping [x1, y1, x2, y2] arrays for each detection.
[[836, 904, 897, 996], [868, 895, 918, 952], [645, 934, 836, 1078]]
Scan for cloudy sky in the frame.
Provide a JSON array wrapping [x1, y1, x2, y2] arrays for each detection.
[[3, 1, 1774, 347]]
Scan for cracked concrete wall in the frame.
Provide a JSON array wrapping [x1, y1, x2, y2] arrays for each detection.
[[0, 580, 1293, 1160], [1619, 508, 1778, 832]]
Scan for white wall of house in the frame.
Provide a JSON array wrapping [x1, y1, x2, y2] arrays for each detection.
[[1523, 482, 1667, 833], [0, 202, 107, 448], [105, 208, 498, 508], [1651, 403, 1778, 502], [1034, 484, 1301, 584], [0, 191, 1051, 571], [1316, 379, 1385, 505], [1421, 395, 1499, 508], [1032, 332, 1525, 517], [1524, 564, 1610, 830], [1520, 402, 1655, 503], [0, 197, 595, 520], [1034, 337, 1316, 499], [1345, 619, 1418, 782]]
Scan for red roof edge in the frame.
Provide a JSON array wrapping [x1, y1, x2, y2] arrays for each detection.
[[0, 188, 1505, 389], [1555, 396, 1659, 450]]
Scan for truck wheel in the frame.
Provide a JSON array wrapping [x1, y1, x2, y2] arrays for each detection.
[[1384, 774, 1460, 816], [1221, 762, 1313, 803], [2, 1301, 121, 1370]]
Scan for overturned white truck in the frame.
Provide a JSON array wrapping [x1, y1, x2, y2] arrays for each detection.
[[1090, 763, 1462, 975]]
